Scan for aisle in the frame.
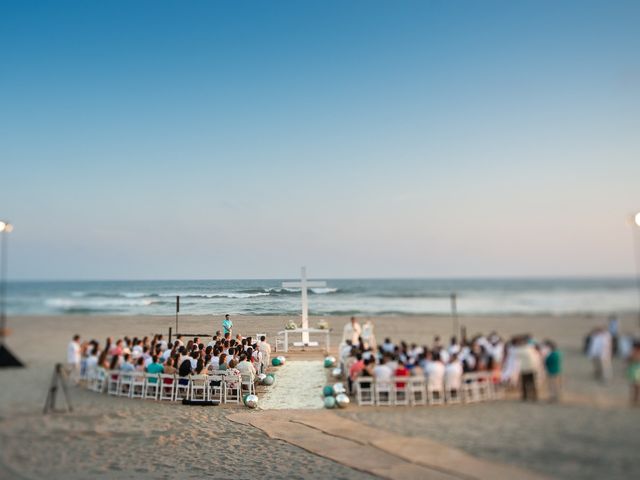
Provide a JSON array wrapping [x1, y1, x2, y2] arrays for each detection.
[[260, 360, 325, 410]]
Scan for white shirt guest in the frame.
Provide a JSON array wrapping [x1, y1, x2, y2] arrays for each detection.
[[67, 335, 81, 382]]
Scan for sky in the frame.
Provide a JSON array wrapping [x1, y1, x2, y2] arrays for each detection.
[[1, 0, 639, 280]]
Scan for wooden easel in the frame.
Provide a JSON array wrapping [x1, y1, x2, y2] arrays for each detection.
[[43, 363, 73, 414]]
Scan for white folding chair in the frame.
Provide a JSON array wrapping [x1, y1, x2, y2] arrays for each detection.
[[427, 378, 444, 405], [158, 374, 176, 401], [174, 376, 190, 401], [224, 372, 241, 404], [393, 376, 410, 406], [375, 380, 394, 406], [476, 372, 492, 401], [241, 373, 256, 395], [355, 377, 375, 406], [207, 373, 224, 402], [144, 373, 160, 400], [107, 370, 120, 396], [90, 367, 107, 393], [444, 374, 462, 404], [408, 376, 427, 406], [118, 372, 134, 397], [462, 373, 480, 403], [130, 372, 146, 399], [189, 375, 208, 401]]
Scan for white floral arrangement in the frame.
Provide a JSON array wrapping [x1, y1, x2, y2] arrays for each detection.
[[316, 320, 329, 330], [285, 320, 298, 330]]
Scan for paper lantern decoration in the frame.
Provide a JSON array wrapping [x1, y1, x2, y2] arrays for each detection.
[[257, 373, 267, 383], [263, 375, 274, 386], [277, 356, 286, 364], [331, 367, 342, 378], [335, 393, 350, 408], [324, 396, 336, 409]]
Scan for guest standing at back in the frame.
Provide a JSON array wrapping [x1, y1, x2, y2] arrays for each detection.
[[544, 340, 563, 402], [67, 334, 81, 384], [222, 314, 233, 336]]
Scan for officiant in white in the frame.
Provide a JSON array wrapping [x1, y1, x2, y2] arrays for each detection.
[[341, 316, 362, 347]]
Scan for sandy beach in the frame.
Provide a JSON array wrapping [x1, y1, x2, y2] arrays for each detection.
[[1, 313, 639, 479]]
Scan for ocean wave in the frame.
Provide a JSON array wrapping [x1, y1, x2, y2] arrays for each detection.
[[158, 292, 270, 299], [45, 298, 154, 309]]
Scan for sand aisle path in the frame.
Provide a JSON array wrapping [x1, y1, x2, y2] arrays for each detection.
[[260, 360, 325, 410], [228, 409, 550, 480]]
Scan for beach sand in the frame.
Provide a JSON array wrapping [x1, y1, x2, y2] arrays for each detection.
[[0, 314, 638, 479]]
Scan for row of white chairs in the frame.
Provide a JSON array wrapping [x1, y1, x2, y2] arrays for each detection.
[[354, 372, 502, 406], [86, 368, 256, 404]]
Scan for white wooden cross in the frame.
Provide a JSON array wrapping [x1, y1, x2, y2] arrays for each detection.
[[282, 267, 326, 346]]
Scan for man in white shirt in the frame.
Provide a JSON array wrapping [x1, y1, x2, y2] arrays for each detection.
[[424, 352, 445, 390], [373, 357, 393, 383], [444, 354, 463, 391], [341, 317, 362, 348], [67, 334, 81, 384], [588, 327, 612, 381], [237, 354, 257, 381]]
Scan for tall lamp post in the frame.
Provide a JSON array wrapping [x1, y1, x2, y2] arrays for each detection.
[[631, 212, 640, 326], [0, 220, 23, 367]]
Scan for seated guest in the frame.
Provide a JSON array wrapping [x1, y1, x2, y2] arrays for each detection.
[[237, 353, 257, 380], [444, 354, 463, 393], [381, 338, 395, 354], [425, 351, 445, 390], [120, 353, 135, 372], [146, 355, 164, 377], [395, 359, 410, 388], [135, 357, 146, 372], [217, 353, 229, 371], [178, 357, 193, 385], [373, 356, 393, 383], [163, 357, 177, 375]]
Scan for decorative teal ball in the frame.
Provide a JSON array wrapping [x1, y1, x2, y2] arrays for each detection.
[[324, 356, 336, 368], [242, 393, 250, 405], [324, 396, 336, 409], [272, 358, 281, 366], [263, 375, 274, 386], [277, 356, 286, 364], [323, 385, 334, 397]]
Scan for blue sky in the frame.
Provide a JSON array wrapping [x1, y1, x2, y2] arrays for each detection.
[[1, 0, 639, 280]]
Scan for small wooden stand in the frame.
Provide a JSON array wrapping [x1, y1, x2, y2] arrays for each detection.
[[43, 363, 73, 414]]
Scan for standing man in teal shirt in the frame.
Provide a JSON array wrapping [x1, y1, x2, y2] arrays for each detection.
[[544, 340, 563, 402], [222, 314, 233, 336]]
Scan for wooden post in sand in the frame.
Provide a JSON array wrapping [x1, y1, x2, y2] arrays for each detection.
[[0, 220, 23, 368], [450, 292, 459, 338]]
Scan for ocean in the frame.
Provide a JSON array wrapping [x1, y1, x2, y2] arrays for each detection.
[[4, 277, 639, 317]]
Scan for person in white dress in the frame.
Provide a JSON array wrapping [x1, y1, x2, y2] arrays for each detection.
[[361, 320, 377, 350], [257, 335, 272, 371]]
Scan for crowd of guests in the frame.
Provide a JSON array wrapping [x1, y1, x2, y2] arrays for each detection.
[[585, 314, 640, 406], [67, 326, 273, 387], [339, 317, 563, 402]]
